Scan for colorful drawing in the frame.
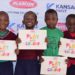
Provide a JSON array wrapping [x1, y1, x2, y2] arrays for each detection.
[[59, 38, 75, 57], [0, 40, 17, 60], [18, 30, 47, 50], [41, 56, 67, 75]]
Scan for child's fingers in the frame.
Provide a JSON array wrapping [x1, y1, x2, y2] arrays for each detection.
[[58, 41, 61, 48], [65, 59, 68, 64], [15, 49, 19, 55], [16, 38, 21, 44], [45, 37, 48, 43], [39, 57, 44, 63]]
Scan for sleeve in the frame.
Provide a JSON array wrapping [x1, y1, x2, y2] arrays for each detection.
[[11, 32, 18, 40]]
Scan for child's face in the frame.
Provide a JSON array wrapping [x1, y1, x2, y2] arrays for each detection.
[[0, 14, 9, 31], [45, 13, 58, 29], [66, 18, 75, 33], [23, 13, 37, 29]]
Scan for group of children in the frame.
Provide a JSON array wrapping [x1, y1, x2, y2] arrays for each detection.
[[0, 9, 75, 75]]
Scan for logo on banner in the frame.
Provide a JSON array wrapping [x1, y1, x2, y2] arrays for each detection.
[[47, 3, 75, 12], [47, 3, 54, 8], [10, 0, 37, 9], [57, 22, 67, 31]]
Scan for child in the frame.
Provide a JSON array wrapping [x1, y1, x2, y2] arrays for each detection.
[[14, 11, 43, 75], [42, 9, 63, 56], [64, 14, 75, 75], [0, 11, 17, 75]]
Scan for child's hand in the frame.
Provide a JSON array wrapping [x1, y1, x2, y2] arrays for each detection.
[[16, 38, 21, 44], [65, 59, 68, 64], [39, 56, 44, 63], [45, 37, 48, 43], [59, 55, 68, 64], [58, 41, 61, 48], [15, 49, 19, 55]]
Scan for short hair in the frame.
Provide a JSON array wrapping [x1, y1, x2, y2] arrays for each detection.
[[66, 14, 75, 22], [0, 11, 9, 18], [23, 11, 37, 20], [45, 9, 58, 17]]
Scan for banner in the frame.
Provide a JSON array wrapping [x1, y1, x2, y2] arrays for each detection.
[[0, 40, 17, 60], [41, 56, 67, 75], [59, 38, 75, 58], [18, 30, 47, 50], [0, 0, 75, 34]]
